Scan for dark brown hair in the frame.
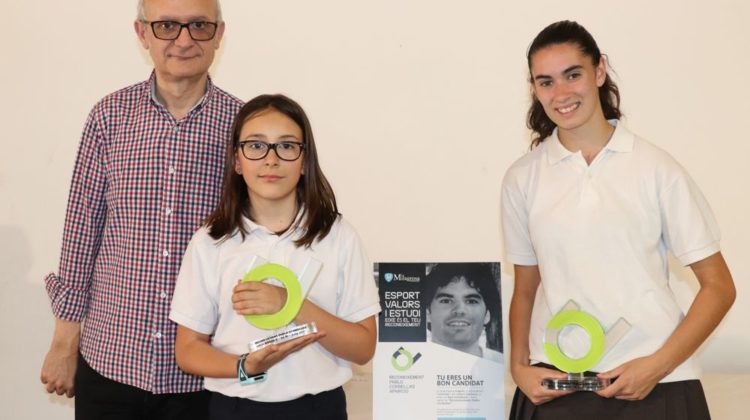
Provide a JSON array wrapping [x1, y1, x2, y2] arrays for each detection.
[[206, 94, 339, 247], [527, 20, 622, 146], [424, 263, 502, 352]]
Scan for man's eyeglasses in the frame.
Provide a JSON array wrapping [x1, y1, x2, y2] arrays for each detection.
[[238, 141, 305, 161], [143, 21, 219, 41]]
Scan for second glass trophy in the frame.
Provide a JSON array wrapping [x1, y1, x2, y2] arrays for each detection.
[[542, 300, 631, 391]]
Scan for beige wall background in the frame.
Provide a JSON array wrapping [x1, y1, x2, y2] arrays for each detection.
[[1, 0, 748, 419]]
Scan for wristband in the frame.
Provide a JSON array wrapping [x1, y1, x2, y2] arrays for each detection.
[[237, 353, 267, 385]]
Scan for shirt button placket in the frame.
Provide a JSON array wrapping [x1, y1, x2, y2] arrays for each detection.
[[155, 124, 179, 377]]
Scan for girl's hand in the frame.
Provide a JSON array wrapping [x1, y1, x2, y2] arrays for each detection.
[[511, 364, 573, 405], [595, 355, 668, 400], [242, 331, 326, 374], [232, 280, 288, 316]]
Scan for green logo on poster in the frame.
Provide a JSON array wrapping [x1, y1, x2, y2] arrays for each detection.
[[391, 346, 422, 371]]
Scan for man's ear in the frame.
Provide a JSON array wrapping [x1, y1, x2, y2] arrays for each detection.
[[213, 21, 226, 50], [134, 20, 150, 49]]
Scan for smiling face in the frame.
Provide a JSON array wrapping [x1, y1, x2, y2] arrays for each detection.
[[428, 277, 490, 351], [134, 0, 224, 83], [529, 42, 607, 137], [234, 108, 304, 213]]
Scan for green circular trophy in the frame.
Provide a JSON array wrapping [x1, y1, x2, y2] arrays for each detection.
[[241, 257, 322, 352], [542, 300, 631, 391], [242, 263, 304, 329]]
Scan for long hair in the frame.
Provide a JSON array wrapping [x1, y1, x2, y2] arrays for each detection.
[[205, 94, 339, 247], [526, 20, 622, 147]]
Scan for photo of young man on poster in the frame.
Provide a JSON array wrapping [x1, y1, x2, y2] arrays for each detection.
[[425, 263, 502, 362]]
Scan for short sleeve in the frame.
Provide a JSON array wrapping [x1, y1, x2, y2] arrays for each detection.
[[169, 228, 221, 335], [659, 167, 721, 266], [501, 168, 538, 266], [334, 222, 381, 323]]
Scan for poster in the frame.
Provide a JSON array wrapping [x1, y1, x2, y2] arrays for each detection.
[[373, 262, 504, 420]]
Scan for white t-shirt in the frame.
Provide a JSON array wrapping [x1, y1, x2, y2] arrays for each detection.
[[501, 121, 720, 382], [170, 216, 380, 401]]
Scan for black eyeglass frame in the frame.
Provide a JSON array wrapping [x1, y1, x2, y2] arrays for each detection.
[[237, 140, 306, 161], [143, 20, 219, 41]]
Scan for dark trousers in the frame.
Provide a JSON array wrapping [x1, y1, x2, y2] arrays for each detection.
[[75, 353, 210, 420], [209, 386, 347, 420]]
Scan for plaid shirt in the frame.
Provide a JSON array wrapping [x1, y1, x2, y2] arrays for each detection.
[[45, 73, 242, 393]]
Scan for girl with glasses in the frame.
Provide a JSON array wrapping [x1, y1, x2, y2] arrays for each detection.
[[170, 94, 379, 420], [502, 21, 735, 420]]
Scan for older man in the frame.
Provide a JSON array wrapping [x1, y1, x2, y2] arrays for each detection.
[[40, 0, 242, 418]]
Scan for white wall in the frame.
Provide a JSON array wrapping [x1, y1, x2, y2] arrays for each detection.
[[2, 1, 748, 419]]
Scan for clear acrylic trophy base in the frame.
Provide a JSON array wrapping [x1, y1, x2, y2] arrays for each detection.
[[542, 372, 610, 391]]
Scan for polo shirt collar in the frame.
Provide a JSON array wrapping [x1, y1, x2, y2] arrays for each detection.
[[546, 130, 574, 165], [545, 119, 634, 165], [241, 206, 307, 237], [604, 120, 634, 153]]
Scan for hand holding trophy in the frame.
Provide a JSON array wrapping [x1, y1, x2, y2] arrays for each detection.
[[542, 301, 631, 391], [237, 256, 324, 352]]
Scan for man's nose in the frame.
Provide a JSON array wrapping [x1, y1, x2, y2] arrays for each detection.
[[452, 301, 467, 315], [174, 25, 195, 47]]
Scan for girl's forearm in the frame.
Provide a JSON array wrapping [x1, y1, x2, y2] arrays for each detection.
[[651, 252, 735, 373], [295, 302, 376, 365], [175, 326, 239, 378], [509, 265, 541, 372]]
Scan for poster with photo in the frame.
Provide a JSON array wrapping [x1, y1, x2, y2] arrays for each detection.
[[373, 262, 504, 420]]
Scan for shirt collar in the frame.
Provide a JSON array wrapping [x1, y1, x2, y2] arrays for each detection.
[[147, 71, 215, 116], [241, 216, 266, 235], [241, 206, 307, 237], [545, 119, 634, 165], [603, 119, 634, 153]]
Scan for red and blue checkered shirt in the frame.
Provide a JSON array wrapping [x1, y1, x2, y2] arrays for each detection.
[[45, 73, 243, 394]]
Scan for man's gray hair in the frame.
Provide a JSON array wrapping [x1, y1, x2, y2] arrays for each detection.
[[137, 0, 223, 22]]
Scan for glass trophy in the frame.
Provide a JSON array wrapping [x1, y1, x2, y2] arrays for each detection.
[[542, 300, 631, 391], [241, 256, 322, 352]]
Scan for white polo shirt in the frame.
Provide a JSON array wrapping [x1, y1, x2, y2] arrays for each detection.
[[501, 121, 720, 382], [170, 216, 380, 401]]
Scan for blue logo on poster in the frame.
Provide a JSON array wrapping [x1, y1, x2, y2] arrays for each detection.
[[384, 273, 394, 282]]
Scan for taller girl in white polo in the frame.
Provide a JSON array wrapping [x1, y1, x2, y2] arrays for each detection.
[[502, 20, 736, 420]]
